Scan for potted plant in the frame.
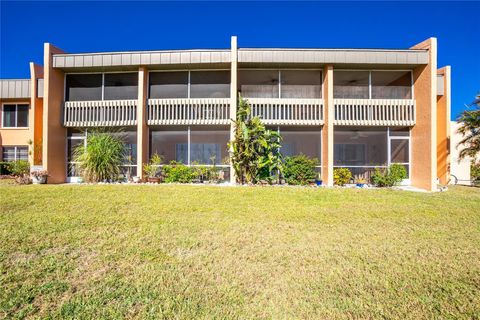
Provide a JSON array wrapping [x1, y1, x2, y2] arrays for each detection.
[[143, 153, 164, 183], [315, 172, 322, 186], [355, 177, 367, 188], [31, 170, 48, 184], [132, 176, 141, 183]]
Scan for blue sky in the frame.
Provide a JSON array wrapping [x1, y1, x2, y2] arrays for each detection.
[[1, 1, 478, 119]]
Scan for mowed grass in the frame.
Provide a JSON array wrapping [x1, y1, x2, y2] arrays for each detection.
[[1, 184, 479, 319]]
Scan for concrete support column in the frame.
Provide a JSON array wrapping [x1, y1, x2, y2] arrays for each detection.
[[322, 65, 334, 186], [410, 38, 437, 191], [229, 36, 238, 184], [137, 66, 149, 179], [43, 43, 66, 183]]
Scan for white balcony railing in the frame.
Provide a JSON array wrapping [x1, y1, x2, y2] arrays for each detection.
[[248, 98, 324, 125], [147, 98, 230, 125], [64, 100, 137, 127], [333, 99, 415, 126]]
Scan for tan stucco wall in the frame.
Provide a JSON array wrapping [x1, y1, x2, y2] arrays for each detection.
[[322, 65, 333, 186], [410, 38, 437, 191], [30, 63, 44, 165], [436, 66, 451, 184], [0, 98, 33, 162], [43, 43, 66, 183]]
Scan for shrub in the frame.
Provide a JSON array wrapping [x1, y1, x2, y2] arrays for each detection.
[[333, 168, 352, 186], [143, 153, 164, 178], [283, 154, 319, 185], [74, 131, 125, 182], [193, 165, 221, 183], [371, 164, 407, 187], [7, 160, 30, 177], [163, 162, 197, 183], [0, 162, 12, 175]]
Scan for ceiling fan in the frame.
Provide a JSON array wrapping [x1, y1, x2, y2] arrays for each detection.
[[350, 131, 369, 140]]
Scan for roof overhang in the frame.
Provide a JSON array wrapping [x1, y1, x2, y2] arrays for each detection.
[[238, 48, 429, 66], [53, 49, 231, 71], [0, 79, 31, 99]]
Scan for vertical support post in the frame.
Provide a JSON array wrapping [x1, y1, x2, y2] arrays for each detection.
[[229, 36, 238, 184], [410, 38, 437, 191], [137, 66, 149, 179], [322, 65, 334, 186], [43, 43, 67, 183]]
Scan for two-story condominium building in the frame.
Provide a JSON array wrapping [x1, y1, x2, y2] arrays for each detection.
[[0, 36, 451, 191]]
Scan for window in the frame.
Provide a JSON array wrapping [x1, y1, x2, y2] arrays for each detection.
[[190, 71, 230, 98], [149, 72, 188, 98], [2, 104, 29, 128], [334, 70, 413, 99], [281, 70, 322, 99], [66, 73, 139, 101], [150, 126, 229, 165], [150, 127, 189, 163], [2, 146, 28, 162], [66, 74, 102, 101], [279, 127, 322, 160], [334, 129, 387, 166], [190, 129, 229, 164], [238, 70, 279, 98], [104, 73, 138, 100], [333, 71, 369, 99], [371, 71, 412, 99], [333, 127, 411, 182]]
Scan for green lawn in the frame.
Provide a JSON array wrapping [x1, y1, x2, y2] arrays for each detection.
[[1, 184, 479, 319]]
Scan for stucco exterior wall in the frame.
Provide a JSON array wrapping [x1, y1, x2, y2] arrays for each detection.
[[410, 38, 437, 191], [43, 43, 66, 183], [450, 121, 472, 185], [30, 63, 44, 165], [436, 66, 451, 185], [0, 98, 33, 162]]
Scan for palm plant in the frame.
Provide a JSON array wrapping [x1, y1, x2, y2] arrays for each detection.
[[73, 130, 126, 182], [229, 95, 283, 184], [457, 94, 480, 159]]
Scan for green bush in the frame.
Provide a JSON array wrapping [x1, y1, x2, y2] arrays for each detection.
[[0, 162, 13, 175], [283, 154, 319, 185], [333, 168, 352, 186], [163, 162, 197, 183], [74, 131, 125, 182], [371, 164, 407, 187], [7, 160, 30, 177]]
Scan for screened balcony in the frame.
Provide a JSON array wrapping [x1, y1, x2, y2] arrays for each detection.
[[333, 71, 415, 126], [63, 73, 138, 127], [238, 70, 324, 125], [147, 71, 231, 125]]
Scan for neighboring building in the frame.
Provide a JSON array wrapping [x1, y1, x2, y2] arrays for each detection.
[[450, 121, 473, 185], [0, 36, 451, 191]]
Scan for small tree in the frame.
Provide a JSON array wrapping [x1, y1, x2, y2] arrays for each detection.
[[457, 94, 480, 160], [229, 95, 283, 184], [74, 130, 126, 182]]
